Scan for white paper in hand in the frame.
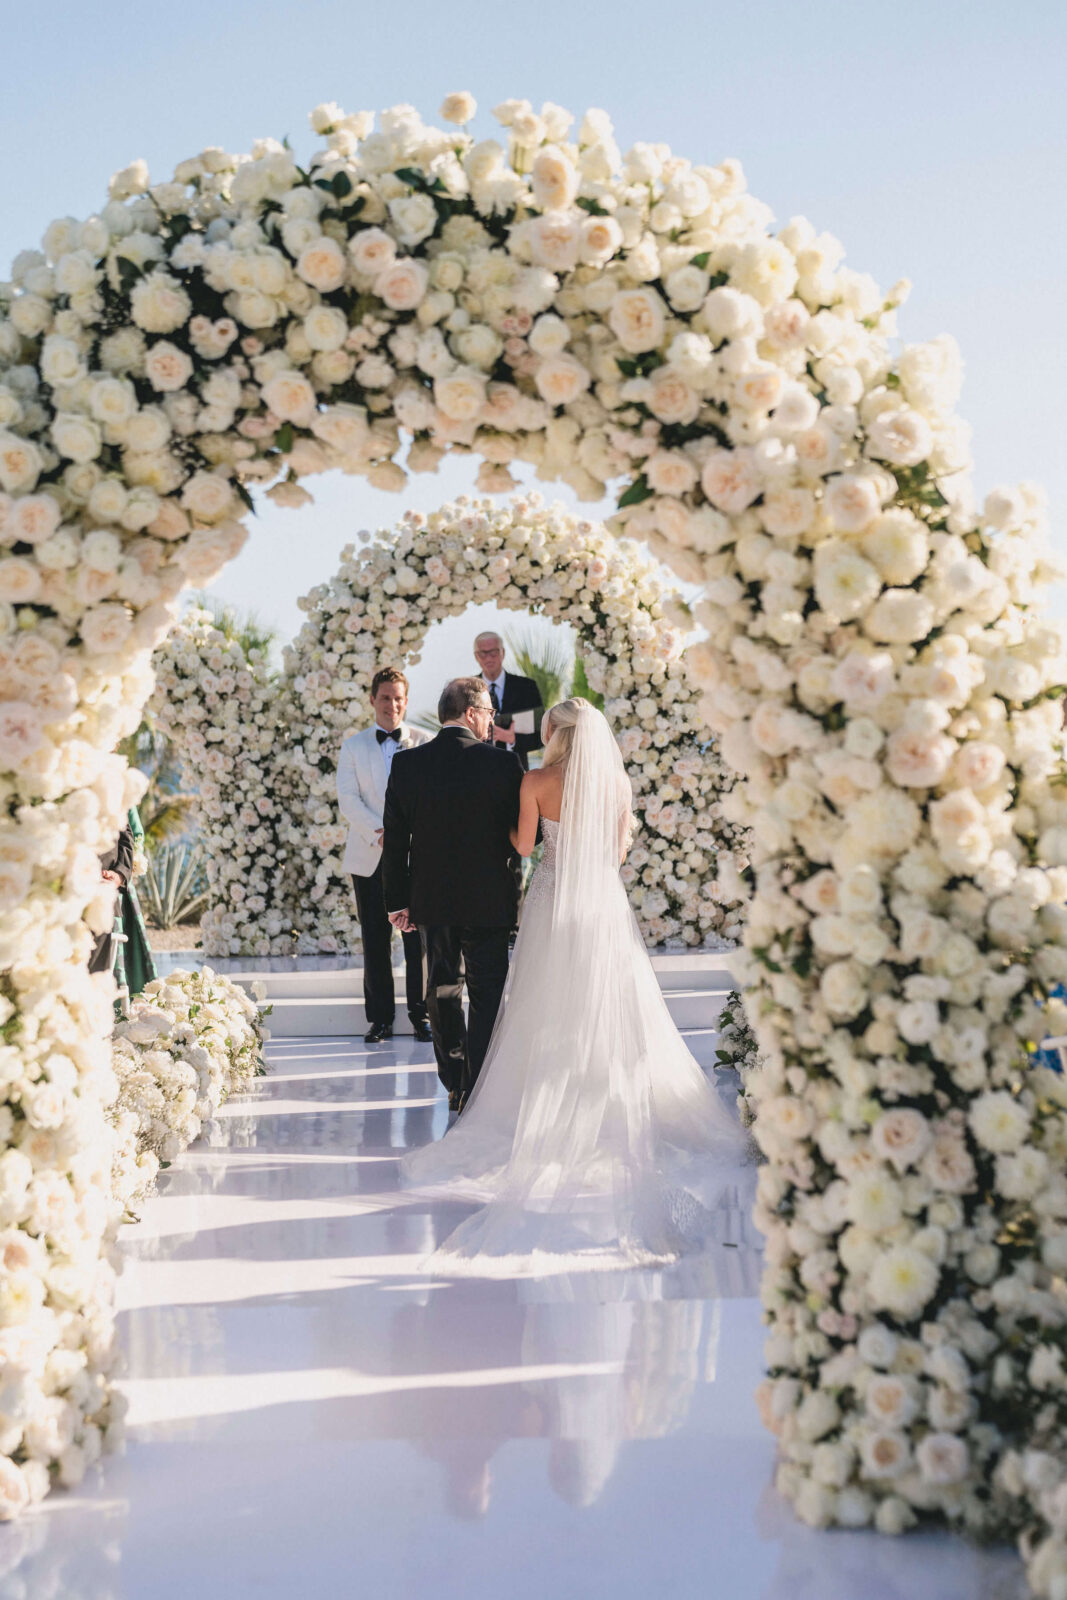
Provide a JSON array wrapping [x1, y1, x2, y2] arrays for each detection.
[[511, 710, 536, 736]]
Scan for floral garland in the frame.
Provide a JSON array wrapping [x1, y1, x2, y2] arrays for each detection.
[[0, 89, 1062, 1574], [281, 495, 744, 953], [149, 608, 299, 953], [110, 966, 269, 1212]]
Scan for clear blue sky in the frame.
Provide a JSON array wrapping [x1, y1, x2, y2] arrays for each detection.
[[2, 0, 1065, 713]]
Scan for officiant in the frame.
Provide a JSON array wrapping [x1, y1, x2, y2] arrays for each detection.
[[473, 633, 543, 771], [336, 668, 432, 1044]]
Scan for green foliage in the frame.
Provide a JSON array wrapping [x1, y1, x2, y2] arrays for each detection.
[[570, 652, 605, 712], [192, 595, 277, 661], [139, 842, 210, 930], [117, 717, 197, 848], [505, 627, 574, 714]]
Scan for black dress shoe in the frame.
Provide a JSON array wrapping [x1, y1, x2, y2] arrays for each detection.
[[364, 1023, 393, 1044], [411, 1020, 433, 1043], [447, 1088, 460, 1112]]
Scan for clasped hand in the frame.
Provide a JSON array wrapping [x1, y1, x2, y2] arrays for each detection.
[[388, 909, 415, 933], [492, 724, 516, 747]]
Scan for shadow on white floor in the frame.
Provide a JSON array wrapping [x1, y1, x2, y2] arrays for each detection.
[[5, 1036, 1027, 1599]]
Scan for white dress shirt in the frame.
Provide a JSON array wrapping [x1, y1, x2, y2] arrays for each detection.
[[376, 725, 403, 780], [483, 671, 507, 709]]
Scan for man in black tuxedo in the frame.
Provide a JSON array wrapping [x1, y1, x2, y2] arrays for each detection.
[[89, 825, 135, 975], [473, 632, 544, 771], [383, 677, 522, 1112]]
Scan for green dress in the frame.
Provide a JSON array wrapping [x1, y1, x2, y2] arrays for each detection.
[[114, 807, 157, 1000]]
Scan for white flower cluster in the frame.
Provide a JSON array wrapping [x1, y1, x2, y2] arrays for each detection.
[[0, 89, 1062, 1556], [149, 609, 299, 954], [714, 988, 765, 1126], [111, 965, 268, 1195], [281, 496, 745, 951]]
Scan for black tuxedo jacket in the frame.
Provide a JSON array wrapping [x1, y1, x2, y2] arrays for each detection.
[[487, 671, 543, 771], [382, 727, 523, 928], [100, 827, 135, 888]]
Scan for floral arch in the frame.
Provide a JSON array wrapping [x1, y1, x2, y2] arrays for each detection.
[[150, 497, 745, 956], [2, 90, 1067, 1586]]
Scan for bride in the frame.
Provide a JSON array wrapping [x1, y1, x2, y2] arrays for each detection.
[[400, 697, 750, 1273]]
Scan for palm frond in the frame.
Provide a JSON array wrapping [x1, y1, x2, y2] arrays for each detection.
[[504, 627, 574, 713], [192, 593, 277, 660]]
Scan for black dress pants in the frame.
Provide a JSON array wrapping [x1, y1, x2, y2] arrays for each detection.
[[352, 864, 427, 1028], [419, 925, 510, 1098]]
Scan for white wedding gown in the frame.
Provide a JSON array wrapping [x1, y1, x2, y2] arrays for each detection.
[[400, 707, 751, 1275]]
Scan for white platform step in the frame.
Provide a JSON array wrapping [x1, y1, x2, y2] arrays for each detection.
[[254, 985, 728, 1038], [203, 951, 735, 1003]]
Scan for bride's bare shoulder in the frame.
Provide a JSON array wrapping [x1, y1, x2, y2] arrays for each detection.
[[523, 764, 563, 816]]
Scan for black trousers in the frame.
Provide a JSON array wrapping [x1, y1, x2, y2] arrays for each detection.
[[352, 865, 426, 1028], [419, 925, 510, 1098]]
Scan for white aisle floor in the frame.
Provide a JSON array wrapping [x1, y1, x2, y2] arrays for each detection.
[[9, 1036, 1026, 1599]]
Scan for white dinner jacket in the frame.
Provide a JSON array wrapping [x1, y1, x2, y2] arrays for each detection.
[[336, 723, 430, 878]]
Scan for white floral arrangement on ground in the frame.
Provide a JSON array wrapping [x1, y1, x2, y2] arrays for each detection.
[[714, 988, 765, 1126], [149, 608, 298, 952], [110, 966, 269, 1209], [0, 88, 1063, 1576], [282, 495, 745, 952]]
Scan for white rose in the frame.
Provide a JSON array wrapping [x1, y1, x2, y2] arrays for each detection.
[[40, 335, 86, 387], [262, 370, 317, 425], [969, 1091, 1030, 1153], [861, 510, 929, 585], [434, 367, 486, 422], [526, 212, 580, 273], [388, 194, 437, 248], [915, 1433, 969, 1486], [885, 728, 955, 788], [578, 214, 622, 267], [51, 413, 101, 463], [376, 257, 429, 312], [867, 1245, 939, 1318], [701, 447, 761, 514], [534, 353, 591, 408], [6, 494, 61, 545], [867, 407, 933, 468], [528, 314, 570, 357], [349, 227, 397, 277], [826, 474, 881, 534], [871, 1109, 932, 1173], [144, 341, 194, 393], [303, 305, 349, 351], [731, 239, 798, 306], [814, 544, 881, 622], [296, 236, 347, 292], [645, 367, 699, 425], [864, 589, 935, 645], [79, 601, 133, 655], [0, 701, 43, 768], [440, 91, 477, 125], [820, 960, 867, 1019], [609, 287, 667, 354], [664, 265, 709, 313], [181, 472, 235, 522], [130, 272, 192, 334], [531, 146, 579, 211]]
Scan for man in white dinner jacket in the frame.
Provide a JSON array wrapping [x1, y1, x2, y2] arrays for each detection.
[[336, 667, 432, 1044]]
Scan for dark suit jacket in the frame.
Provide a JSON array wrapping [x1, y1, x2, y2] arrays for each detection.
[[487, 671, 543, 771], [100, 827, 135, 888], [382, 727, 523, 928]]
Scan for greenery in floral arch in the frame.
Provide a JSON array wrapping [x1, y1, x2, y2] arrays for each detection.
[[280, 494, 746, 954]]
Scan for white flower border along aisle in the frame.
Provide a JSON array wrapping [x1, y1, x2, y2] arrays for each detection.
[[110, 966, 270, 1215], [281, 495, 745, 955], [149, 606, 300, 954], [0, 88, 1064, 1578]]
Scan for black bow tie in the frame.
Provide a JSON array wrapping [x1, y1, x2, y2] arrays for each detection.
[[376, 728, 401, 744]]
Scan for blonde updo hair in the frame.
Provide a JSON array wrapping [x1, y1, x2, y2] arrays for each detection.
[[541, 697, 594, 770]]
